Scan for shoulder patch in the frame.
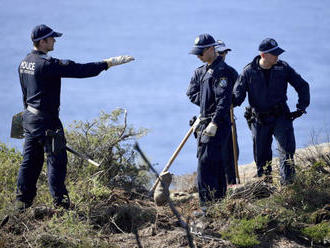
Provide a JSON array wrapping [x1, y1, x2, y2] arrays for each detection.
[[219, 77, 228, 87], [39, 54, 51, 61], [59, 59, 70, 66]]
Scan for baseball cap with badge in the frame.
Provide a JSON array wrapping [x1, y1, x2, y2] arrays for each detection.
[[259, 38, 285, 56], [190, 33, 218, 55], [31, 24, 63, 42]]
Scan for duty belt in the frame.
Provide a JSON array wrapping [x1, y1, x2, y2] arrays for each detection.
[[248, 103, 288, 125], [27, 105, 42, 115], [200, 113, 214, 122], [199, 116, 212, 123], [27, 105, 59, 117], [252, 103, 286, 119]]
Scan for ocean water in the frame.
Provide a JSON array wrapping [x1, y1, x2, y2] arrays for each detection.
[[1, 0, 330, 175]]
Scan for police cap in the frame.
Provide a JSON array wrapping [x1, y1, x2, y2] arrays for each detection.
[[259, 38, 285, 56], [215, 40, 232, 53], [190, 34, 218, 55], [31, 24, 63, 42]]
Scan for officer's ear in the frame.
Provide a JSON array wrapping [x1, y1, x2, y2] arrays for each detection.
[[33, 40, 40, 48]]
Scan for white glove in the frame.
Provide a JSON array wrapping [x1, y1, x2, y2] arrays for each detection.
[[104, 55, 135, 68], [203, 122, 218, 136]]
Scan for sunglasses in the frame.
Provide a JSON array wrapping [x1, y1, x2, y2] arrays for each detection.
[[198, 47, 211, 56]]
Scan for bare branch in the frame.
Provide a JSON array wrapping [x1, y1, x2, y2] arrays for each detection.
[[134, 142, 195, 248], [110, 216, 127, 234]]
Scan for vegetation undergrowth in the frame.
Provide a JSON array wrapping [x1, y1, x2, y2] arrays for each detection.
[[0, 109, 152, 248], [207, 146, 330, 247], [1, 111, 329, 247], [221, 216, 270, 247]]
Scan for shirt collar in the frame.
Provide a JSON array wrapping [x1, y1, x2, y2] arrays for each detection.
[[31, 50, 47, 55], [207, 55, 223, 70]]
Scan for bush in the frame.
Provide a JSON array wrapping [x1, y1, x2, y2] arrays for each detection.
[[64, 109, 150, 190], [209, 146, 330, 247], [0, 109, 150, 212], [221, 215, 269, 247], [273, 158, 330, 216], [302, 222, 330, 244], [0, 143, 22, 193], [0, 143, 22, 216], [0, 109, 152, 247]]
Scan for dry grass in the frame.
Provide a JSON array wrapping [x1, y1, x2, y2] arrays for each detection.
[[1, 142, 329, 248]]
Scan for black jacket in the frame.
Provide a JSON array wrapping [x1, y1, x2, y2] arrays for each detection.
[[233, 55, 310, 112], [18, 50, 108, 115], [186, 56, 235, 125]]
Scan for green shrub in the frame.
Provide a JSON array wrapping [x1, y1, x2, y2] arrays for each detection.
[[0, 109, 150, 220], [65, 109, 150, 190], [221, 215, 269, 247], [0, 143, 22, 215], [273, 160, 330, 214], [302, 222, 330, 244], [0, 109, 150, 247], [0, 143, 22, 193]]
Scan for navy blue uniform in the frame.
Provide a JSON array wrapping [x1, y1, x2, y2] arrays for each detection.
[[187, 56, 233, 204], [17, 50, 108, 206], [233, 55, 310, 184], [188, 61, 239, 185]]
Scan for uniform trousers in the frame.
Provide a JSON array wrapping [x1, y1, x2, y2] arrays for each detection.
[[251, 114, 296, 184], [197, 122, 230, 204], [16, 110, 68, 204]]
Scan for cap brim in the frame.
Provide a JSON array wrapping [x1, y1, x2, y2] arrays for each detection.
[[50, 31, 63, 38], [189, 47, 204, 55], [218, 48, 231, 53], [269, 47, 284, 56]]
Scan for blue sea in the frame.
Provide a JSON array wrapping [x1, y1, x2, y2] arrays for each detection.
[[1, 0, 330, 175]]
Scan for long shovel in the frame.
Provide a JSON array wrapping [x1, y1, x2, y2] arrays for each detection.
[[66, 146, 100, 167], [149, 117, 200, 194], [230, 105, 240, 184]]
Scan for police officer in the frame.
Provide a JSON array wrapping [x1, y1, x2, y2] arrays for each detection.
[[215, 40, 231, 61], [16, 24, 134, 211], [216, 40, 239, 185], [186, 34, 233, 208], [233, 38, 310, 185]]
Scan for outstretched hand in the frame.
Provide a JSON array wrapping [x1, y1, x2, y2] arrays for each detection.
[[104, 55, 135, 68]]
